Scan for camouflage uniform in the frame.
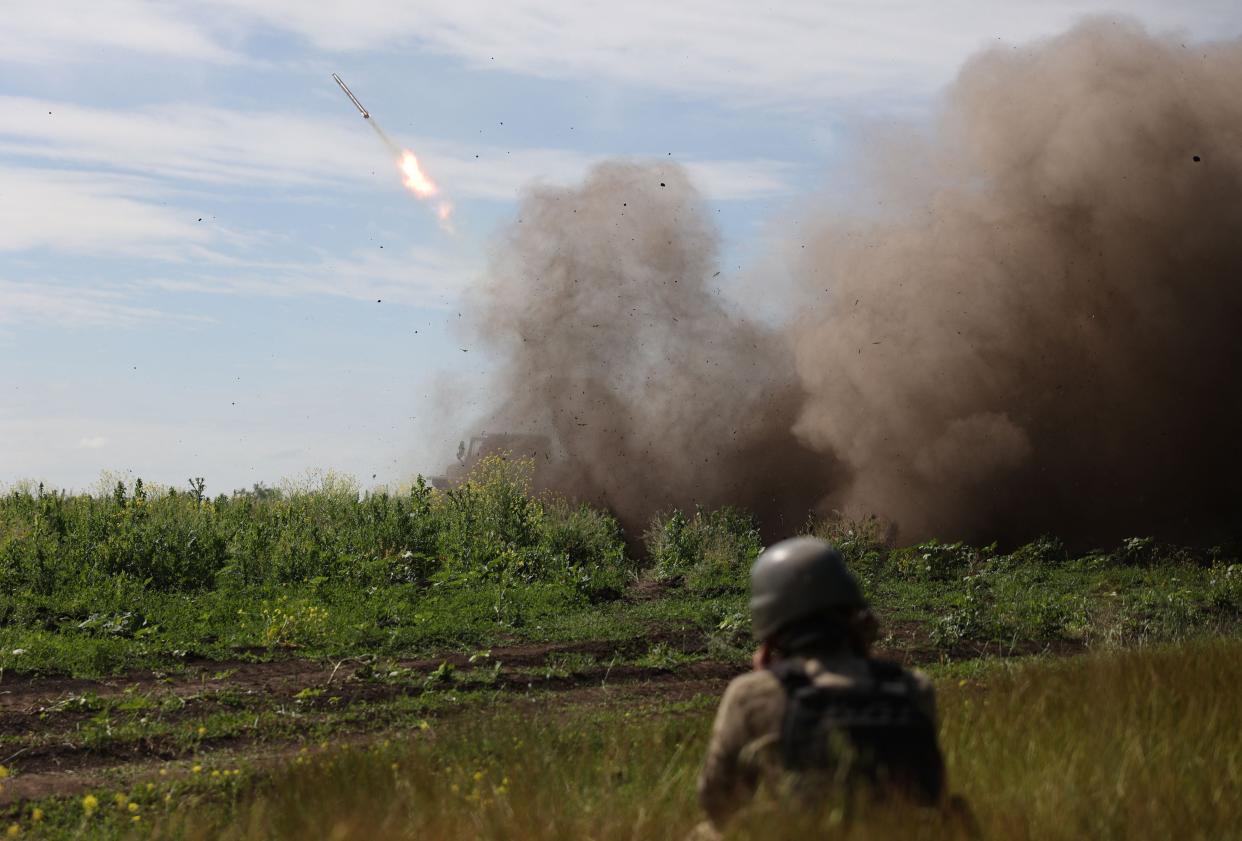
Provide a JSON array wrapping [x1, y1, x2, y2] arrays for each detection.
[[696, 651, 936, 833]]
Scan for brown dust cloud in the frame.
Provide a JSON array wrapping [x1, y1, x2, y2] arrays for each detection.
[[462, 18, 1242, 547]]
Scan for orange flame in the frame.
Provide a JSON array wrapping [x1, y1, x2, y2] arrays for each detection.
[[398, 150, 438, 197], [396, 149, 454, 230]]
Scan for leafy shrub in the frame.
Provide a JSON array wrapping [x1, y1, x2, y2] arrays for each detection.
[[804, 513, 890, 571], [1003, 535, 1069, 567], [248, 596, 331, 647], [1208, 564, 1242, 613], [1107, 537, 1213, 568], [931, 573, 1002, 647], [0, 466, 633, 653], [890, 539, 989, 581], [644, 507, 763, 594]]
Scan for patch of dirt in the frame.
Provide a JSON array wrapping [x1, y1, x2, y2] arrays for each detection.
[[0, 624, 1085, 808]]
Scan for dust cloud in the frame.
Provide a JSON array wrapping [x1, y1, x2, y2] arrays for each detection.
[[465, 18, 1242, 546], [471, 161, 843, 536]]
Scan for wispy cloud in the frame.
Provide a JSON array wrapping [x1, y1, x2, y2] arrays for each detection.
[[0, 277, 213, 329], [78, 436, 109, 449], [0, 96, 798, 202], [9, 2, 1237, 106], [0, 0, 238, 65], [140, 244, 481, 309], [0, 166, 211, 258], [199, 1, 1242, 105]]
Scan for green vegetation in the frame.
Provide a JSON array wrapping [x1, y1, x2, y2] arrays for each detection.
[[7, 639, 1239, 840], [2, 468, 1241, 839], [2, 469, 1241, 677], [0, 461, 635, 675]]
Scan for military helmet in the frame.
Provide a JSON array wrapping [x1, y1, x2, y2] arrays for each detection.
[[749, 536, 866, 641]]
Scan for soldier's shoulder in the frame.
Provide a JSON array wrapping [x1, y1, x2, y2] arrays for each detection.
[[906, 666, 934, 693], [869, 658, 935, 694], [721, 669, 783, 704]]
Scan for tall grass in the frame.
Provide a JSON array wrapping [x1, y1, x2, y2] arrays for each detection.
[[122, 638, 1242, 841]]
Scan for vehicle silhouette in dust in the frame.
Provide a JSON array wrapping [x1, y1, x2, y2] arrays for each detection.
[[429, 433, 550, 490]]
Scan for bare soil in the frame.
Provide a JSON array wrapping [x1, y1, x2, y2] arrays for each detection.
[[0, 628, 1083, 806]]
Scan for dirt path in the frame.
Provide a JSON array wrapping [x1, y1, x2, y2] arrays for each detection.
[[0, 639, 739, 806], [0, 629, 1084, 807]]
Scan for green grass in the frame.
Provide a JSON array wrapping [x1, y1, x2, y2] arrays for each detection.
[[2, 472, 1241, 677], [8, 639, 1238, 840]]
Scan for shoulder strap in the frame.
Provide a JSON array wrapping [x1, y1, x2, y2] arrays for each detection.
[[771, 659, 819, 770], [770, 658, 812, 692], [866, 658, 906, 681]]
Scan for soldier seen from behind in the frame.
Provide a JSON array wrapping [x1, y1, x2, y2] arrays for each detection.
[[694, 537, 970, 838]]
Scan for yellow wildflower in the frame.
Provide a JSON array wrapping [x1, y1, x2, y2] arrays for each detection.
[[114, 793, 129, 808], [5, 824, 18, 838], [192, 764, 203, 774], [29, 810, 42, 824], [196, 726, 207, 737], [0, 766, 8, 779], [82, 794, 99, 815], [128, 802, 139, 813], [132, 815, 142, 823]]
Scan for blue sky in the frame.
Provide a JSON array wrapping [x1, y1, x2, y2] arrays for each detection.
[[3, 0, 1239, 494]]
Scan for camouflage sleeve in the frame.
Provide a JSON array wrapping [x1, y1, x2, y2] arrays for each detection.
[[697, 676, 764, 830]]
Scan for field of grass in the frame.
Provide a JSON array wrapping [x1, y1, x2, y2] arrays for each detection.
[[2, 463, 1241, 838], [5, 639, 1239, 840]]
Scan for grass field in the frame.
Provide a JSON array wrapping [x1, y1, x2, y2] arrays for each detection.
[[2, 464, 1240, 838], [4, 640, 1239, 840]]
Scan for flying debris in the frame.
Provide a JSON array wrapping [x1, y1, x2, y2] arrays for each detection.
[[332, 73, 369, 119]]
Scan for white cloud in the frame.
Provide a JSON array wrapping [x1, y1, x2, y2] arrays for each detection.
[[0, 96, 796, 203], [205, 1, 1242, 105], [0, 277, 213, 329], [11, 1, 1229, 106], [0, 166, 211, 258], [0, 97, 378, 188], [0, 0, 238, 65], [140, 244, 482, 308], [78, 436, 109, 449]]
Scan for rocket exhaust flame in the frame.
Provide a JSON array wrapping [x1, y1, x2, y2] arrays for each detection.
[[333, 73, 455, 229], [395, 147, 454, 229], [398, 150, 438, 197]]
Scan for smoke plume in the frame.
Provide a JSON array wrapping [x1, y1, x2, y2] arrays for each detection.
[[467, 18, 1242, 546], [472, 162, 843, 536]]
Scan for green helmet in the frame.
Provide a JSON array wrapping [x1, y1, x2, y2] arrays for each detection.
[[749, 537, 866, 641]]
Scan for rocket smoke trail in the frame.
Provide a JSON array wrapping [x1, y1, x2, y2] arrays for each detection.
[[460, 18, 1242, 547], [331, 73, 450, 221]]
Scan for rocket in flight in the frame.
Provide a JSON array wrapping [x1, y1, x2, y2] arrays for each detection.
[[332, 73, 370, 119]]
